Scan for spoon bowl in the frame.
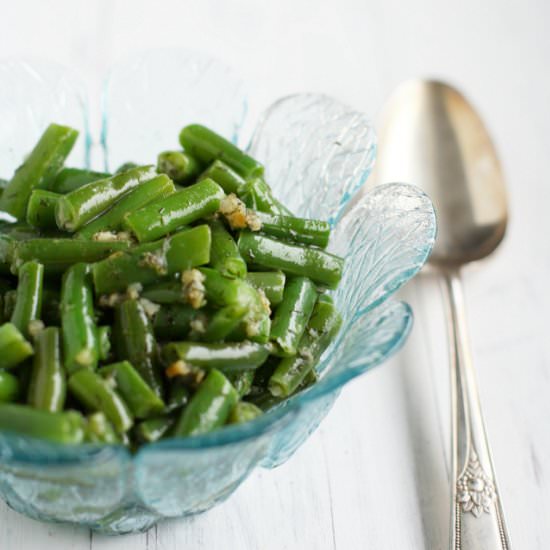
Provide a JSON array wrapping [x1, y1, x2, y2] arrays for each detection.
[[373, 79, 508, 266]]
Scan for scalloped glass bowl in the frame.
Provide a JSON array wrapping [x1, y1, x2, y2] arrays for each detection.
[[0, 51, 436, 534]]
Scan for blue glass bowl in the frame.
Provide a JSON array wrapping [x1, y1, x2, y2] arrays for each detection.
[[0, 51, 436, 534]]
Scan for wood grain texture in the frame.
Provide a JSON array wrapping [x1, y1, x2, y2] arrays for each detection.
[[0, 0, 549, 548]]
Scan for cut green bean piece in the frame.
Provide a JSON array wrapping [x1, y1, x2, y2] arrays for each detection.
[[179, 124, 263, 179], [11, 261, 44, 338], [237, 177, 292, 216], [246, 271, 286, 306], [228, 401, 262, 424], [26, 190, 61, 229], [202, 305, 247, 342], [208, 219, 247, 279], [92, 225, 211, 294], [27, 327, 66, 412], [268, 298, 342, 397], [165, 381, 190, 412], [163, 341, 269, 372], [11, 238, 131, 275], [61, 263, 98, 373], [3, 291, 17, 321], [85, 411, 120, 444], [0, 404, 85, 443], [142, 282, 186, 304], [135, 414, 175, 443], [55, 165, 156, 231], [256, 212, 330, 248], [172, 369, 238, 437], [115, 162, 138, 174], [123, 178, 224, 242], [77, 174, 175, 239], [153, 303, 200, 340], [198, 159, 245, 194], [226, 370, 254, 397], [157, 150, 200, 184], [270, 277, 317, 356], [50, 168, 111, 194], [238, 231, 344, 289], [198, 267, 271, 343], [113, 299, 163, 397], [98, 325, 111, 361], [0, 370, 20, 402], [99, 361, 165, 419], [68, 369, 133, 433], [0, 124, 79, 220]]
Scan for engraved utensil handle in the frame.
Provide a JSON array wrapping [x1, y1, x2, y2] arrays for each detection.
[[443, 269, 512, 550]]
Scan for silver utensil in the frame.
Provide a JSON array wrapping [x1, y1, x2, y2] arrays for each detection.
[[372, 80, 512, 549]]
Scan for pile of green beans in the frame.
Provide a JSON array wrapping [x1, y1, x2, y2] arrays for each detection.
[[0, 122, 344, 447]]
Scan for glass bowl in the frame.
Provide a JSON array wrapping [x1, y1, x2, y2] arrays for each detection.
[[0, 51, 436, 534]]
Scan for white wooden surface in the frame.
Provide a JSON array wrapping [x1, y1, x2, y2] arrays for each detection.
[[1, 1, 549, 548]]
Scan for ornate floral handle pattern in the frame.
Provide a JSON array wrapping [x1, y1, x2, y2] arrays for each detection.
[[444, 269, 512, 550]]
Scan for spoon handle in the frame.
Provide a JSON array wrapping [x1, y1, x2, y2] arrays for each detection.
[[443, 269, 512, 550]]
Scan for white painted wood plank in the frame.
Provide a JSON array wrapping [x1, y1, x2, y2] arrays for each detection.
[[0, 500, 89, 550]]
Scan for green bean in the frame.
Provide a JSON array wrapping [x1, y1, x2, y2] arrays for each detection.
[[68, 369, 133, 433], [123, 179, 224, 242], [3, 290, 17, 321], [179, 124, 263, 179], [246, 391, 284, 411], [246, 271, 285, 306], [165, 381, 190, 412], [142, 282, 186, 304], [76, 174, 175, 239], [226, 370, 254, 397], [92, 225, 211, 294], [198, 268, 271, 343], [60, 263, 98, 373], [268, 298, 342, 397], [198, 159, 245, 194], [256, 212, 330, 248], [55, 165, 156, 231], [99, 361, 165, 419], [270, 277, 317, 356], [157, 150, 200, 184], [135, 414, 175, 443], [172, 369, 238, 437], [228, 401, 262, 424], [163, 341, 269, 372], [50, 168, 111, 194], [0, 124, 79, 220], [11, 238, 131, 275], [238, 231, 344, 289], [153, 303, 201, 339], [26, 190, 61, 229], [115, 162, 138, 174], [0, 404, 85, 444], [10, 261, 43, 338], [237, 177, 292, 216], [113, 299, 163, 397], [208, 219, 247, 279], [85, 412, 120, 444], [27, 327, 65, 412], [0, 370, 20, 402], [202, 305, 247, 342], [98, 325, 111, 361]]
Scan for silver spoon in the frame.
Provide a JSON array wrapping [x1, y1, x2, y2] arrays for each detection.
[[372, 80, 512, 550]]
